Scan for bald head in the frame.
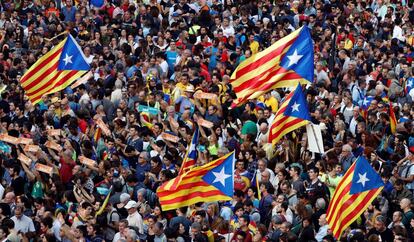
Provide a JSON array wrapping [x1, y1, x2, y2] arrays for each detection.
[[400, 198, 411, 211]]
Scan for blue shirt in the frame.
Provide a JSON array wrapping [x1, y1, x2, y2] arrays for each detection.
[[166, 51, 177, 72], [175, 96, 194, 114], [61, 6, 76, 22], [126, 65, 139, 79], [135, 162, 151, 182]]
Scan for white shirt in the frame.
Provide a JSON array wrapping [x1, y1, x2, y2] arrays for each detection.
[[112, 232, 124, 242], [221, 26, 235, 37], [316, 224, 329, 242], [0, 184, 4, 200], [349, 117, 358, 136], [11, 215, 35, 233], [127, 211, 144, 234], [393, 25, 405, 42], [159, 60, 169, 75]]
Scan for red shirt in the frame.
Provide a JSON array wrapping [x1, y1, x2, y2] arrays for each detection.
[[59, 157, 75, 184]]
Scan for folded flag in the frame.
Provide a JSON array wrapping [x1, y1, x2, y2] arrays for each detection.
[[268, 84, 311, 146], [360, 96, 374, 119], [164, 127, 199, 191], [20, 34, 90, 104], [326, 156, 384, 239], [405, 77, 414, 95], [157, 152, 235, 211], [389, 102, 397, 134], [230, 26, 314, 107]]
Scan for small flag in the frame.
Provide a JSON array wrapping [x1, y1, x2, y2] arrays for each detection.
[[360, 96, 374, 119], [164, 128, 199, 191], [406, 77, 414, 94], [93, 127, 102, 145], [268, 84, 311, 146], [389, 102, 397, 134]]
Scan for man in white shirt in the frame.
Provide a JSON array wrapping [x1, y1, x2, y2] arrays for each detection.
[[11, 205, 35, 235], [315, 214, 328, 242], [125, 201, 144, 235], [112, 219, 129, 242], [221, 17, 235, 37], [156, 52, 169, 76]]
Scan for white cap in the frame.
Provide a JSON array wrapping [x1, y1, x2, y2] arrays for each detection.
[[124, 200, 138, 209]]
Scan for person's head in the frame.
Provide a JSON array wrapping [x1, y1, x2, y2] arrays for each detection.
[[194, 210, 206, 223], [153, 222, 164, 237], [190, 222, 202, 238], [400, 198, 411, 211], [118, 220, 129, 233], [261, 170, 270, 182], [239, 214, 250, 228], [318, 214, 327, 227], [289, 166, 301, 178], [125, 228, 138, 242], [374, 215, 386, 232], [392, 211, 403, 223], [0, 226, 9, 240], [308, 167, 319, 180], [14, 205, 24, 219], [280, 181, 291, 194], [279, 221, 291, 234], [341, 144, 352, 158], [258, 159, 267, 172], [125, 201, 138, 214]]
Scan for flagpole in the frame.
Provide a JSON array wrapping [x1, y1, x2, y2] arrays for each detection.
[[44, 30, 69, 42]]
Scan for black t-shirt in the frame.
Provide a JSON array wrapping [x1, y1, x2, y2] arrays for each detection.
[[368, 228, 394, 242], [11, 176, 25, 196]]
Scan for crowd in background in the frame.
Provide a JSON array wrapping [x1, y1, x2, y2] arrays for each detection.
[[1, 0, 414, 241]]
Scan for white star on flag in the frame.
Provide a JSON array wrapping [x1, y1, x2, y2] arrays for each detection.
[[212, 167, 231, 186], [291, 102, 300, 112], [357, 172, 370, 187], [63, 54, 73, 66], [363, 98, 369, 106], [287, 49, 303, 67], [408, 81, 413, 88]]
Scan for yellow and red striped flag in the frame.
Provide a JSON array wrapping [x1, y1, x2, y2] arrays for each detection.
[[157, 152, 235, 211], [163, 127, 199, 191], [230, 26, 314, 107], [93, 127, 102, 145], [20, 34, 90, 104], [326, 157, 384, 239], [389, 102, 397, 134], [268, 84, 311, 146]]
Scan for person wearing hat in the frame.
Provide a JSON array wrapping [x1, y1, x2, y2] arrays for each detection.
[[125, 200, 144, 235], [175, 84, 195, 114]]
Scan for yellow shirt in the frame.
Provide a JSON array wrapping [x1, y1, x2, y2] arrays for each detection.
[[250, 41, 259, 54], [258, 96, 278, 113], [176, 82, 189, 94]]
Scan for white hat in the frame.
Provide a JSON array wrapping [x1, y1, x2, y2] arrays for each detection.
[[125, 200, 138, 209], [185, 85, 195, 93]]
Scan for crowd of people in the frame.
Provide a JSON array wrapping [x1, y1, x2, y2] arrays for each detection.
[[0, 0, 414, 241]]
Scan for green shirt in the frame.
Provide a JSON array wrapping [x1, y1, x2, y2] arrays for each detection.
[[241, 120, 257, 136]]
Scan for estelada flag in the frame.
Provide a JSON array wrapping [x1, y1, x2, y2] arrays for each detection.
[[230, 26, 314, 107], [157, 152, 235, 211], [326, 156, 384, 238], [20, 34, 90, 104]]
